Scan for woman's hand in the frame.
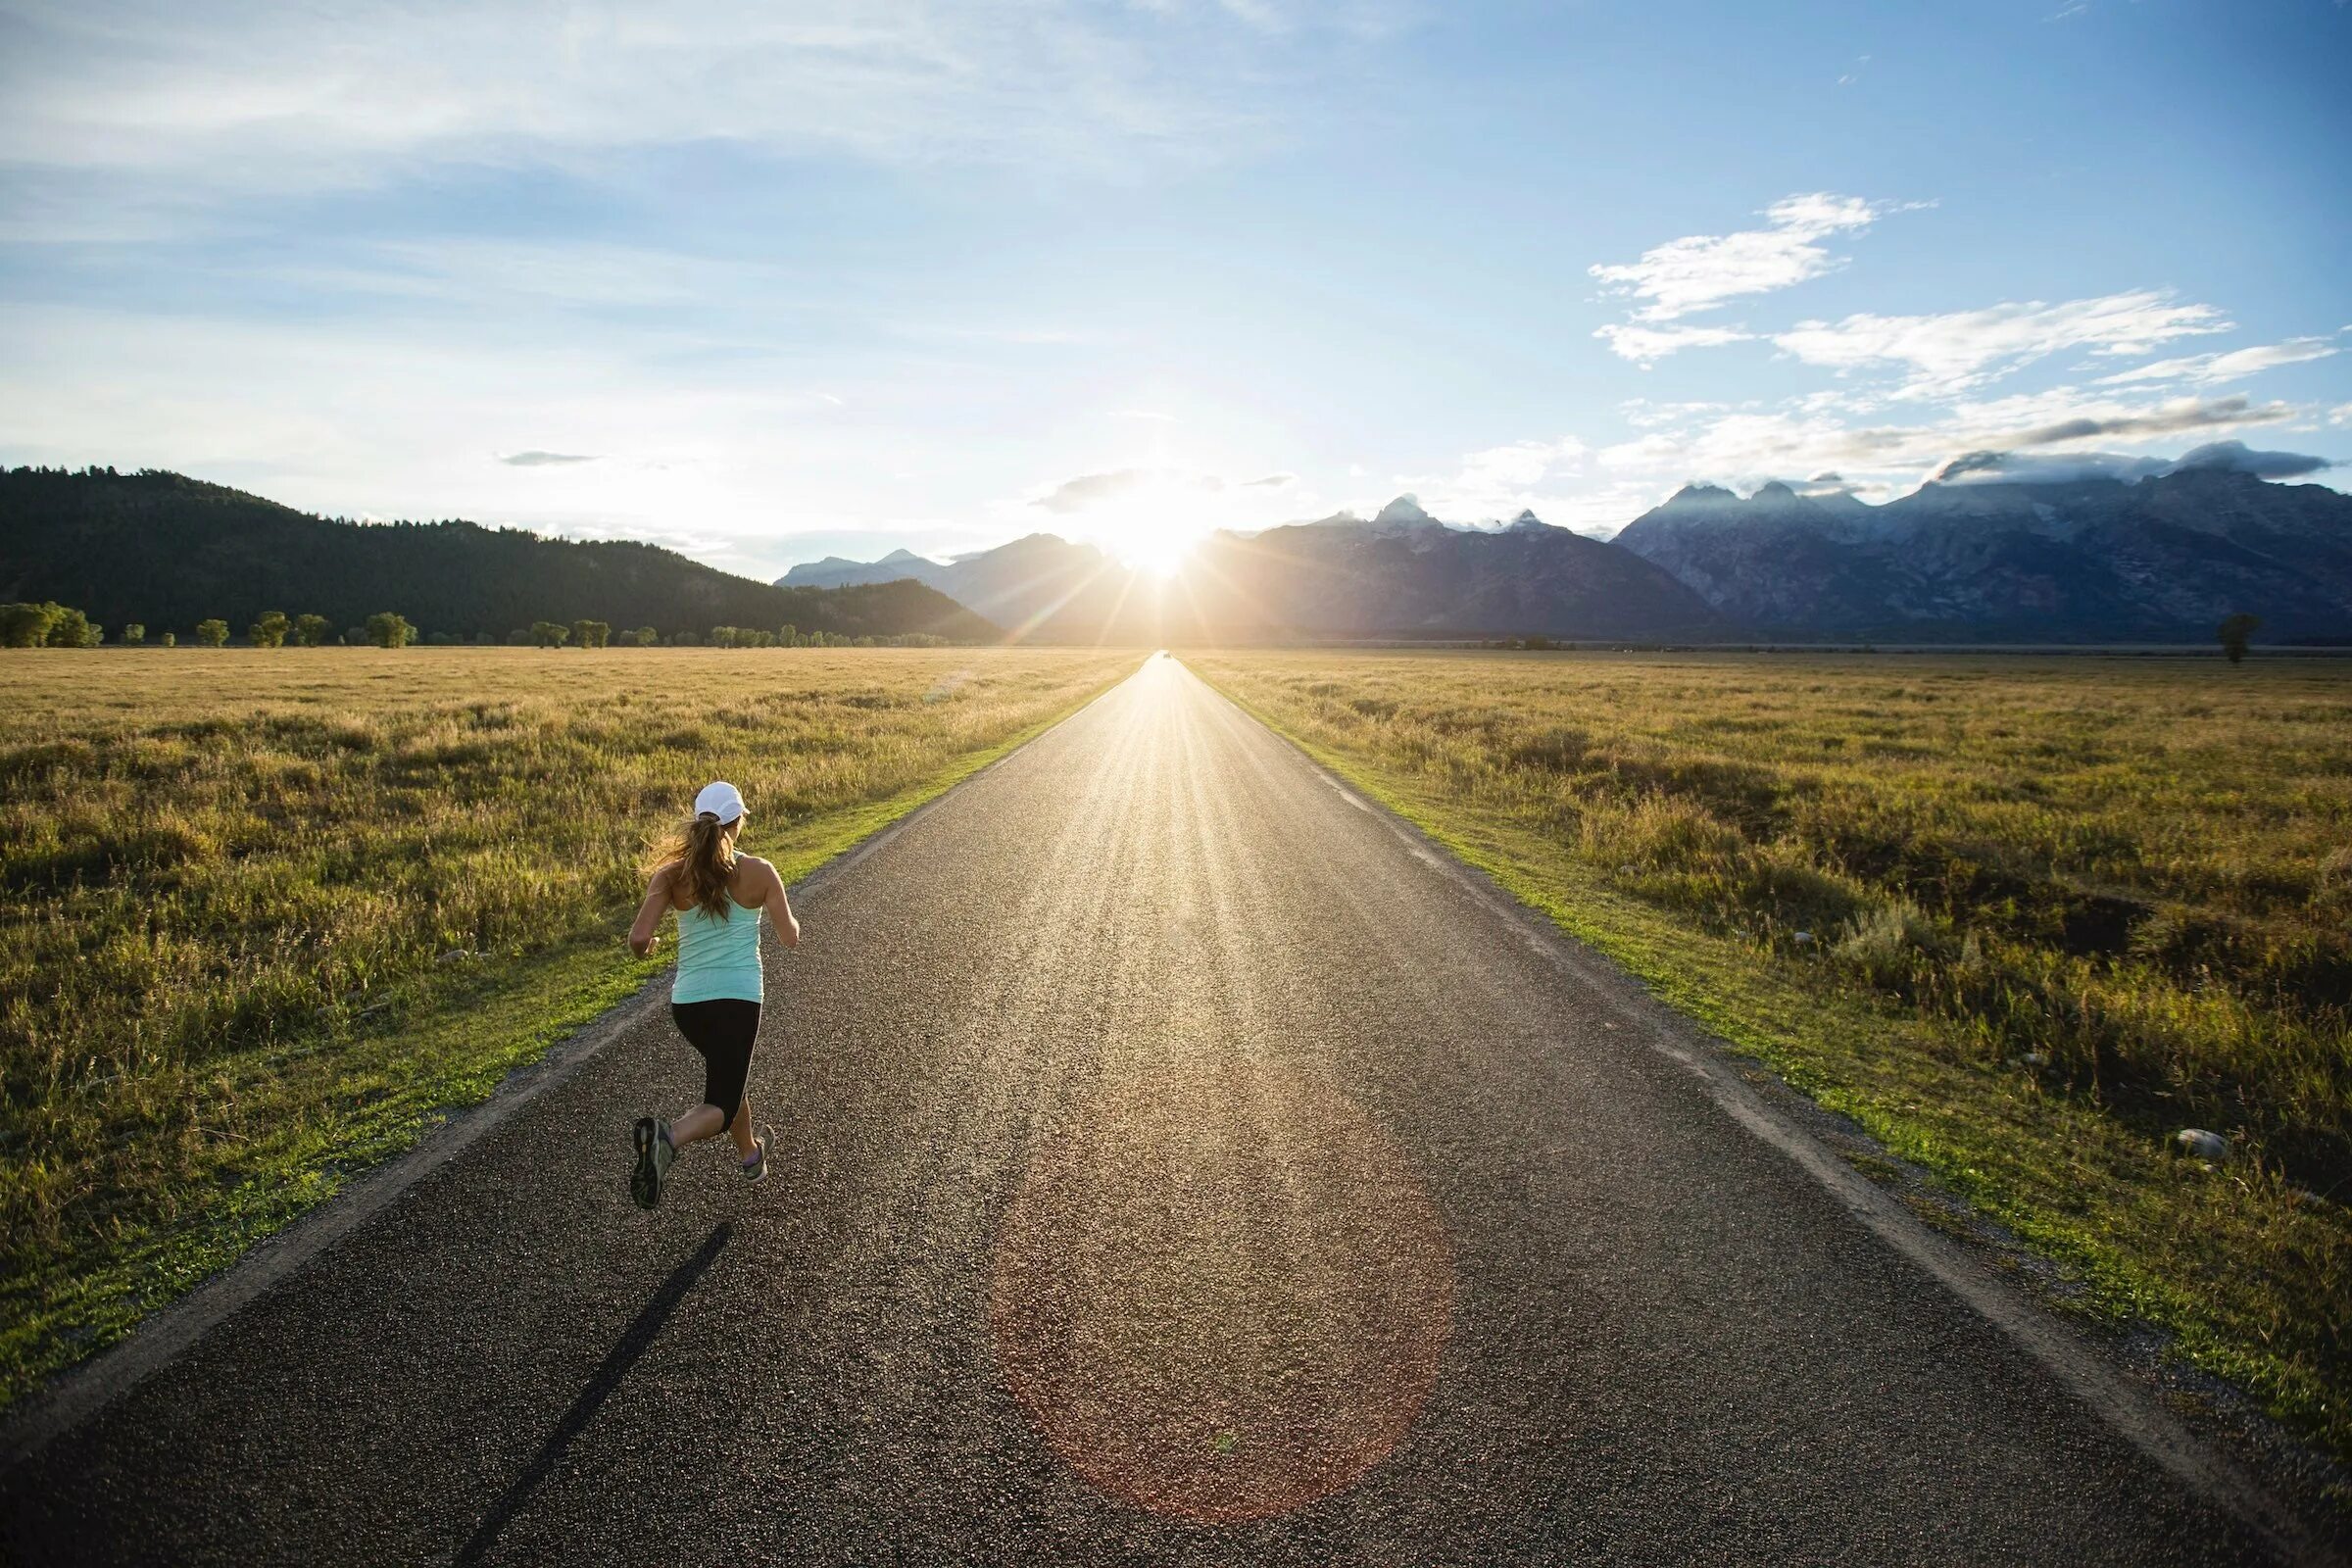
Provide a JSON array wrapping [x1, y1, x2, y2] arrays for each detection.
[[627, 867, 674, 956]]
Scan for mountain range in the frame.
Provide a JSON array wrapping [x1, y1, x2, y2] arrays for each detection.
[[780, 495, 1724, 643], [784, 461, 2352, 644], [10, 459, 2346, 649], [0, 467, 996, 643], [1613, 462, 2352, 643]]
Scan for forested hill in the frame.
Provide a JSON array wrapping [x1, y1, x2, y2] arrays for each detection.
[[0, 467, 997, 643]]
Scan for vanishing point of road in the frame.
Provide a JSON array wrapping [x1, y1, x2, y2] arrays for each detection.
[[0, 657, 2302, 1565]]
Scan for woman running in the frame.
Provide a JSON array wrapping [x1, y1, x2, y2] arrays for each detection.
[[625, 779, 801, 1208]]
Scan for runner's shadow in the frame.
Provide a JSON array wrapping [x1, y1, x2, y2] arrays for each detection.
[[454, 1221, 733, 1566]]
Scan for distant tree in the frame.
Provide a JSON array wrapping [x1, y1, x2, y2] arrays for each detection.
[[249, 611, 290, 648], [778, 623, 798, 647], [194, 618, 230, 647], [629, 625, 658, 647], [1, 603, 58, 647], [426, 630, 457, 645], [507, 628, 531, 646], [530, 620, 569, 648], [366, 612, 416, 648], [344, 626, 369, 646], [672, 630, 700, 647], [159, 630, 176, 647], [2218, 612, 2262, 665], [44, 607, 99, 647], [293, 613, 335, 647], [121, 621, 146, 646], [572, 618, 611, 649]]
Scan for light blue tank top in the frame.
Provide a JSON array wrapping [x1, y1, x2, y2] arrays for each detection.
[[671, 895, 763, 1004]]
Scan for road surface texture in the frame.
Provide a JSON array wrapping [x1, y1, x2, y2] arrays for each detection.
[[0, 657, 2308, 1566]]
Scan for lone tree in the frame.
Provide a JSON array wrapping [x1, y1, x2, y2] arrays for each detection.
[[293, 613, 335, 647], [250, 611, 290, 648], [121, 622, 145, 645], [2218, 612, 2262, 665], [628, 625, 658, 647], [366, 612, 416, 648], [571, 618, 611, 649], [530, 620, 569, 648], [194, 618, 230, 647]]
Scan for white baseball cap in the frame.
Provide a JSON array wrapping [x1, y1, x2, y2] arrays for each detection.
[[693, 780, 745, 824]]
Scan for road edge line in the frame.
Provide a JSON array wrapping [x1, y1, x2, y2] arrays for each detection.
[[0, 661, 1142, 1473], [1186, 662, 2338, 1568]]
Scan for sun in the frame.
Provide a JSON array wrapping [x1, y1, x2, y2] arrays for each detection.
[[1086, 490, 1213, 576], [1121, 530, 1204, 577]]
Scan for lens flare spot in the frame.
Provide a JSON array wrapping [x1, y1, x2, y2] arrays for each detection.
[[991, 1051, 1454, 1523]]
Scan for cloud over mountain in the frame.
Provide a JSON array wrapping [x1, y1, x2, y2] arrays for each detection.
[[2167, 440, 2334, 479], [497, 451, 597, 466]]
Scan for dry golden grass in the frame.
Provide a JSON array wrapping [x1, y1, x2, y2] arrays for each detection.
[[0, 645, 1131, 1403], [1192, 649, 2352, 1456]]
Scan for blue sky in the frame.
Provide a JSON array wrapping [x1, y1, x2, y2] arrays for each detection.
[[3, 0, 2347, 578]]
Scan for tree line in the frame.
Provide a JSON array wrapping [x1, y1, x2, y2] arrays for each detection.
[[1, 466, 995, 645], [3, 600, 956, 650]]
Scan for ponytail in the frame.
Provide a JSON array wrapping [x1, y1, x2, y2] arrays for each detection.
[[647, 810, 739, 918]]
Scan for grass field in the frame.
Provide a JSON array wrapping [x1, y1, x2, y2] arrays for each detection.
[[1189, 650, 2352, 1460], [0, 646, 1133, 1408]]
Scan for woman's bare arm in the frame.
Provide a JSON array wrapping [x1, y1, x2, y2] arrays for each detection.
[[628, 866, 675, 956], [762, 860, 802, 948]]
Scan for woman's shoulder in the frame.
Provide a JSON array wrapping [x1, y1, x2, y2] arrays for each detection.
[[647, 859, 682, 889]]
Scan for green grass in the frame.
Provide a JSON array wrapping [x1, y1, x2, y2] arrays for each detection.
[[1189, 648, 2352, 1461], [0, 646, 1133, 1408]]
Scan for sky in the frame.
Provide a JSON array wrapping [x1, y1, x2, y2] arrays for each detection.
[[2, 0, 2349, 579]]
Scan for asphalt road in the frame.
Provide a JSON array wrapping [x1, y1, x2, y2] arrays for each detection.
[[0, 656, 2297, 1565]]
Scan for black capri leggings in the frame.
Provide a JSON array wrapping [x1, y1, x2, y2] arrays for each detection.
[[669, 1000, 761, 1130]]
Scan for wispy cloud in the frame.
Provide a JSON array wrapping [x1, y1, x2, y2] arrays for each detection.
[[1589, 192, 1918, 323], [1770, 290, 2233, 396], [1032, 467, 1152, 513], [2092, 335, 2338, 387], [1594, 322, 1754, 366], [497, 450, 598, 466], [0, 0, 1406, 220], [1243, 471, 1296, 487]]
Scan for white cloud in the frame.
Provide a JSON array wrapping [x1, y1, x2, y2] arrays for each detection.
[[1620, 398, 1733, 428], [1588, 192, 1915, 323], [2091, 335, 2338, 386], [2332, 403, 2352, 427], [1594, 321, 1754, 366], [1770, 290, 2233, 397], [1455, 435, 1586, 490], [1388, 434, 1589, 522]]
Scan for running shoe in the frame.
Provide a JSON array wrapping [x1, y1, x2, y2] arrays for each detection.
[[631, 1115, 674, 1209], [740, 1133, 768, 1183]]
